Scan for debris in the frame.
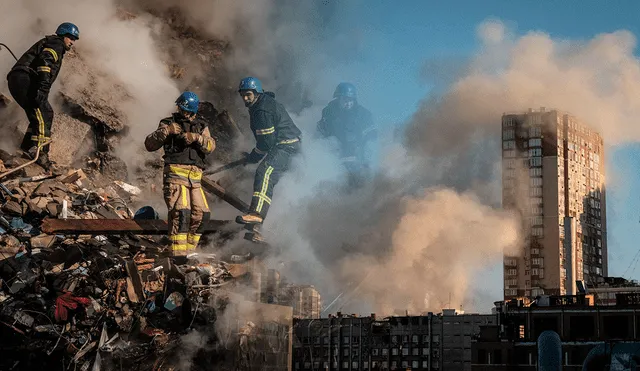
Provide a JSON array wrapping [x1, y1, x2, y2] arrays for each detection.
[[61, 169, 87, 184], [0, 155, 266, 369], [164, 292, 184, 311], [30, 234, 56, 248], [125, 260, 144, 303], [2, 200, 22, 216], [0, 11, 300, 366], [114, 181, 141, 196], [54, 292, 92, 322], [48, 114, 93, 167]]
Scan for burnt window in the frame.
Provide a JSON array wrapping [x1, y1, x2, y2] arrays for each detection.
[[569, 316, 595, 340], [603, 315, 630, 339], [477, 349, 487, 364], [494, 350, 502, 364], [533, 316, 559, 339]]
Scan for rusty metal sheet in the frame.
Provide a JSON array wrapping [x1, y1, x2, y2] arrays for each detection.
[[41, 218, 228, 235]]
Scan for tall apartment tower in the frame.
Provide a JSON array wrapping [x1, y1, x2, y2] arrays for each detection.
[[502, 108, 606, 300]]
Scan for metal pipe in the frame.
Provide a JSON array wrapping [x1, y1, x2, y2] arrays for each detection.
[[0, 140, 52, 180]]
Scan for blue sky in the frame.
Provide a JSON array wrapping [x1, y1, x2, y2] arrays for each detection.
[[325, 1, 640, 305]]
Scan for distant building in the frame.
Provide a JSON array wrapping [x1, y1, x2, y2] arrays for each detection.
[[587, 276, 640, 306], [471, 294, 640, 370], [280, 284, 323, 319], [217, 292, 294, 371], [243, 264, 322, 319], [292, 310, 495, 370], [501, 108, 607, 300]]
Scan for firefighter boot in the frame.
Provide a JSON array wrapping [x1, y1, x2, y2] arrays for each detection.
[[236, 212, 263, 225]]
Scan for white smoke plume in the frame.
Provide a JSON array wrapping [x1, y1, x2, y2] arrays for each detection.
[[337, 188, 519, 314], [0, 0, 179, 174], [408, 19, 640, 156], [0, 0, 179, 125]]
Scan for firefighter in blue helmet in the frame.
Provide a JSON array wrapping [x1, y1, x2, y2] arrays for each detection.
[[236, 76, 302, 225], [317, 82, 376, 187], [145, 91, 216, 256], [6, 22, 80, 171]]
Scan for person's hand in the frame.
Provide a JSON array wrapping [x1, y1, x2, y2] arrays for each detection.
[[35, 90, 48, 105], [166, 122, 182, 135], [181, 132, 201, 145], [243, 149, 264, 164]]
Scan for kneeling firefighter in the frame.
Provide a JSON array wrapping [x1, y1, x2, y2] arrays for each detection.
[[144, 92, 216, 256]]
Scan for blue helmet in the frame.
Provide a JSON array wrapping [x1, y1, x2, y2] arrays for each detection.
[[333, 82, 357, 99], [238, 77, 264, 93], [175, 91, 199, 113], [133, 206, 159, 220], [55, 22, 80, 40]]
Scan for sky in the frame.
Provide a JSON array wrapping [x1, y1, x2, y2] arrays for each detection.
[[322, 1, 640, 306]]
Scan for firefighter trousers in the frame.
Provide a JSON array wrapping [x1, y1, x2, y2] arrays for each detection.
[[163, 182, 210, 256], [250, 141, 300, 220], [7, 71, 54, 154]]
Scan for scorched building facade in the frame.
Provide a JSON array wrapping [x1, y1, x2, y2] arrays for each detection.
[[501, 108, 606, 300]]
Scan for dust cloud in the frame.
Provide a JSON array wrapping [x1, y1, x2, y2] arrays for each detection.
[[5, 3, 630, 316]]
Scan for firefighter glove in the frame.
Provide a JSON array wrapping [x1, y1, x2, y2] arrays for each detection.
[[179, 132, 201, 145], [166, 122, 183, 135], [243, 149, 264, 164]]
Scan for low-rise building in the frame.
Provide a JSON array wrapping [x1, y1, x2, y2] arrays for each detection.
[[471, 294, 640, 370], [293, 310, 495, 371]]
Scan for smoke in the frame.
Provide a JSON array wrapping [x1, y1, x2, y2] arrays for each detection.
[[10, 0, 629, 317], [262, 18, 640, 315], [0, 0, 180, 174], [408, 19, 640, 156], [338, 188, 519, 314]]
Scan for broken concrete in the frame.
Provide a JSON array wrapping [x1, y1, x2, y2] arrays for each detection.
[[48, 114, 93, 167], [57, 53, 129, 134]]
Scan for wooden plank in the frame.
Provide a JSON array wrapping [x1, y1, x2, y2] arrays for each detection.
[[201, 177, 250, 213], [41, 218, 228, 235]]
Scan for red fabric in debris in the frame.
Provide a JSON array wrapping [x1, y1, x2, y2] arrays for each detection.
[[54, 292, 91, 322]]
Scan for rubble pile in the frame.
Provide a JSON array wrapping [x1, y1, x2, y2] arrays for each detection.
[[0, 154, 256, 370]]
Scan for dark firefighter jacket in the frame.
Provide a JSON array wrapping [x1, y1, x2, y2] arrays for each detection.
[[316, 99, 376, 160], [249, 92, 302, 155], [9, 35, 67, 95], [144, 112, 215, 169]]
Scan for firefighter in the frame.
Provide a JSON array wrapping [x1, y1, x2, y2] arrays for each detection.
[[316, 82, 376, 187], [236, 76, 302, 225], [6, 22, 80, 171], [144, 92, 216, 256]]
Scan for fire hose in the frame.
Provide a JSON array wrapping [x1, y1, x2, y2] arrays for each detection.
[[0, 140, 52, 181], [0, 43, 18, 61]]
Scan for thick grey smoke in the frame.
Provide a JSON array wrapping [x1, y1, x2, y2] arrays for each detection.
[[264, 18, 640, 315]]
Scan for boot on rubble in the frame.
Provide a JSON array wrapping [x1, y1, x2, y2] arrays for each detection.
[[236, 212, 263, 225], [244, 231, 266, 244], [27, 147, 62, 175]]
